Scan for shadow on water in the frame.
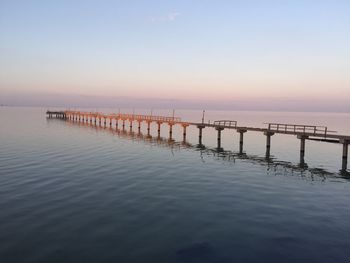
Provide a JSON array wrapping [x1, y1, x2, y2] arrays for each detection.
[[47, 118, 350, 181]]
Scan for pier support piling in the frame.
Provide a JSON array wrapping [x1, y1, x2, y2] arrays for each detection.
[[169, 124, 173, 139], [182, 124, 188, 142], [197, 125, 205, 145], [297, 135, 308, 164], [264, 131, 275, 158], [147, 121, 151, 135], [237, 129, 247, 154], [157, 122, 162, 137], [216, 127, 224, 149], [341, 140, 349, 172]]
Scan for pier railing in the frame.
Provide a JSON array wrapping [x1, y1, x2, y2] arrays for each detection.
[[266, 123, 330, 136], [64, 111, 181, 123], [213, 120, 237, 128]]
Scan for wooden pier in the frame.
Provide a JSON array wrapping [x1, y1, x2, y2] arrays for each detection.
[[46, 110, 350, 173]]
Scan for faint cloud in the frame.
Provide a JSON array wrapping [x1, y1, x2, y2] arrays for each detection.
[[150, 12, 181, 22]]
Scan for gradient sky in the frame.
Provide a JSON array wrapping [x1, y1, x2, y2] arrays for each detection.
[[1, 0, 350, 108]]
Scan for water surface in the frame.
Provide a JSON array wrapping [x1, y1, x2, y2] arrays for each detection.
[[1, 107, 350, 263]]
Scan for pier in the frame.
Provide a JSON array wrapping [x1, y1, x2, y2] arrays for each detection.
[[47, 110, 350, 173]]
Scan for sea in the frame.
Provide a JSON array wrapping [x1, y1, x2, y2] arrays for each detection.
[[1, 106, 350, 263]]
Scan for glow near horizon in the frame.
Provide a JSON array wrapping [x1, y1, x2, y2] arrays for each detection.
[[0, 0, 350, 101]]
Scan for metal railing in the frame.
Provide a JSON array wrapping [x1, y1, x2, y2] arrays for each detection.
[[265, 123, 331, 136], [64, 111, 181, 123], [213, 120, 237, 128]]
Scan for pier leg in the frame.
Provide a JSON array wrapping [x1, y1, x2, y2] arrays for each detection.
[[147, 122, 151, 135], [104, 118, 106, 126], [110, 119, 112, 126], [99, 118, 101, 126], [157, 122, 162, 137], [138, 121, 141, 133], [264, 132, 275, 159], [116, 119, 118, 129], [197, 125, 205, 145], [216, 127, 224, 149], [238, 129, 247, 154], [342, 143, 348, 172], [182, 125, 187, 141], [122, 120, 125, 130], [130, 120, 133, 131], [169, 124, 173, 140], [297, 135, 308, 165]]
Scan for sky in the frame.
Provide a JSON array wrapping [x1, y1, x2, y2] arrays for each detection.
[[1, 0, 350, 111]]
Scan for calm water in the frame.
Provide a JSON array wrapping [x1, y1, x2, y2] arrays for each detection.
[[1, 107, 350, 263]]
